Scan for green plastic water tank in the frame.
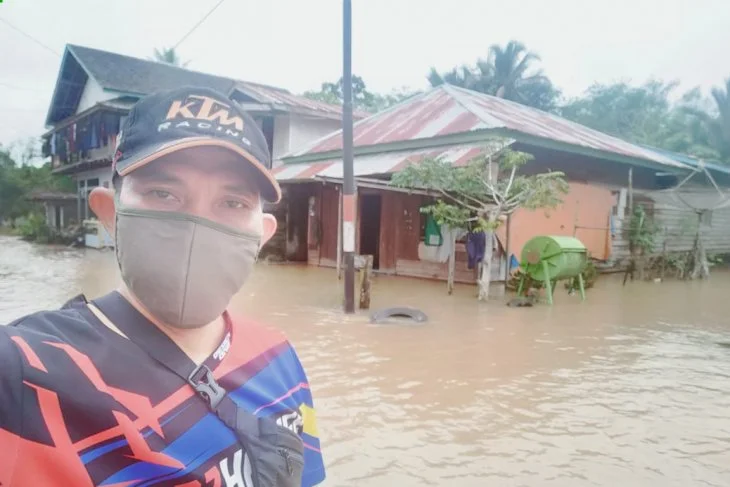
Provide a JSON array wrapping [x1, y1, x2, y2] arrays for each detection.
[[521, 236, 587, 281]]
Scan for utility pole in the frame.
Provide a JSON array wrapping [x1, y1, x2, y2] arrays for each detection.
[[342, 0, 356, 313]]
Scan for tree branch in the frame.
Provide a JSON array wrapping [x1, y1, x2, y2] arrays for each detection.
[[439, 189, 482, 212], [504, 165, 517, 199]]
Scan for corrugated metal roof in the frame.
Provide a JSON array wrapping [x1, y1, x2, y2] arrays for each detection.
[[273, 142, 507, 181], [50, 45, 354, 125], [233, 83, 370, 120], [638, 144, 730, 176], [285, 85, 685, 169]]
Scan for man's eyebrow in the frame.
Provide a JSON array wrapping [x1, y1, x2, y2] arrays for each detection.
[[222, 183, 259, 198], [132, 171, 183, 185]]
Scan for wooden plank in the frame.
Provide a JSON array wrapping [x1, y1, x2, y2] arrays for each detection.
[[378, 191, 398, 271], [396, 194, 422, 261], [319, 185, 340, 262], [359, 255, 373, 309], [396, 259, 478, 284]]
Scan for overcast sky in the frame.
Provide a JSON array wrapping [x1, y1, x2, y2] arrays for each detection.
[[1, 0, 730, 149]]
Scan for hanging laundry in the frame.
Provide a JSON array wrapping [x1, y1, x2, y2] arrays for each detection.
[[100, 117, 107, 146], [69, 123, 76, 153], [510, 254, 520, 272], [90, 118, 99, 149], [466, 231, 487, 270], [424, 214, 443, 247], [436, 225, 467, 263]]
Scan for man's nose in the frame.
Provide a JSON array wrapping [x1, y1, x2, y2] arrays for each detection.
[[182, 190, 214, 220]]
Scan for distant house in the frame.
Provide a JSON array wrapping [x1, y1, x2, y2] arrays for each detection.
[[40, 44, 365, 243], [267, 85, 730, 283]]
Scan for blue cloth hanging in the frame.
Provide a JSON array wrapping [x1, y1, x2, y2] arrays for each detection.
[[466, 231, 486, 269]]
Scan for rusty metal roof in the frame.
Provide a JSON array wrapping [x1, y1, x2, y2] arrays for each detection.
[[284, 85, 685, 169], [272, 142, 509, 181], [233, 83, 370, 120]]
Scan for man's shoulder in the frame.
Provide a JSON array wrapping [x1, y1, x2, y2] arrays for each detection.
[[224, 314, 306, 376], [231, 315, 292, 348], [4, 294, 95, 342]]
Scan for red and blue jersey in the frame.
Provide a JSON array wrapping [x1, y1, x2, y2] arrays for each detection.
[[0, 293, 325, 486]]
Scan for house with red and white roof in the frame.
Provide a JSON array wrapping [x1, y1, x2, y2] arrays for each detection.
[[266, 84, 729, 282], [39, 44, 367, 245]]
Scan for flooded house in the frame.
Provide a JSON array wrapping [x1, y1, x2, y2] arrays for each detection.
[[39, 44, 364, 247], [267, 85, 730, 283]]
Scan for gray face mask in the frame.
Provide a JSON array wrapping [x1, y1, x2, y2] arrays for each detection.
[[114, 206, 261, 328]]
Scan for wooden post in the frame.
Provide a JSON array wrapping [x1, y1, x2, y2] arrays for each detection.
[[504, 214, 512, 282], [626, 167, 636, 283], [359, 254, 373, 309], [76, 179, 82, 226], [447, 230, 456, 295], [83, 179, 89, 221], [337, 189, 343, 279], [628, 168, 634, 214]]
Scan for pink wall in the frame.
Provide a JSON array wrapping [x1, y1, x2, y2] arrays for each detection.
[[496, 182, 616, 261]]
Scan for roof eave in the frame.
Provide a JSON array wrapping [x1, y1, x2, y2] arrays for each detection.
[[279, 130, 514, 165], [42, 101, 131, 138], [44, 47, 72, 127], [494, 129, 691, 174], [46, 45, 114, 126]]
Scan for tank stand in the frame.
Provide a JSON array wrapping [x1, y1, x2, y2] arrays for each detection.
[[542, 260, 554, 305], [577, 273, 586, 301]]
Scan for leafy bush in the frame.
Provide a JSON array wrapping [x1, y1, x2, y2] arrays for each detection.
[[17, 213, 52, 243]]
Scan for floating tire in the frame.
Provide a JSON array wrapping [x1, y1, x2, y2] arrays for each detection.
[[369, 307, 428, 325]]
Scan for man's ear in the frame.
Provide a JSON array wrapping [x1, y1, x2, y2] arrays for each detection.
[[89, 187, 116, 235], [260, 213, 278, 246]]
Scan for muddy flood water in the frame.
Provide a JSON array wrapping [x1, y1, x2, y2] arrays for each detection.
[[1, 235, 729, 486]]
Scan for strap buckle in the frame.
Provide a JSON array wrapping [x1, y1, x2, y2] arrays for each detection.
[[188, 365, 226, 409]]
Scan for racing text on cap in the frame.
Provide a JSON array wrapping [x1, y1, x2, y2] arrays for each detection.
[[157, 94, 252, 147]]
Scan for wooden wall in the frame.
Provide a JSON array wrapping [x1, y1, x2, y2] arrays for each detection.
[[378, 190, 480, 283], [296, 184, 497, 283], [302, 183, 341, 268]]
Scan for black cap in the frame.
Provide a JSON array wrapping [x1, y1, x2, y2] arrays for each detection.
[[112, 86, 281, 203]]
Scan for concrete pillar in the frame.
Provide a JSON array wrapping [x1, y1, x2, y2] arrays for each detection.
[[84, 179, 89, 221]]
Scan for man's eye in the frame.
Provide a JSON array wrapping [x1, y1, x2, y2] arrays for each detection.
[[150, 190, 176, 200], [224, 200, 246, 209]]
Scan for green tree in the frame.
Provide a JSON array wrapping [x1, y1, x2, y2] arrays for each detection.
[[303, 75, 418, 113], [151, 47, 189, 67], [686, 78, 730, 161], [0, 142, 75, 227], [428, 40, 561, 112], [391, 144, 568, 300], [560, 80, 725, 162]]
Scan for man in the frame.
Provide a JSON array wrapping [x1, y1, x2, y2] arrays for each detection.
[[0, 87, 325, 487]]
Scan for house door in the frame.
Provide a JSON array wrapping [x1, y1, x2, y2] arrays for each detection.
[[359, 194, 382, 269], [286, 194, 309, 262], [54, 205, 62, 230]]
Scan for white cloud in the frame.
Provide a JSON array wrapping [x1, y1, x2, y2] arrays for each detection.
[[1, 0, 729, 146]]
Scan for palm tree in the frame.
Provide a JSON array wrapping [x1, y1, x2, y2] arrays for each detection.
[[151, 47, 189, 68], [707, 79, 730, 160], [681, 79, 730, 162], [488, 41, 546, 100], [427, 40, 560, 111]]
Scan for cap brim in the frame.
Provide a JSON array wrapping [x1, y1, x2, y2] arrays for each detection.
[[116, 137, 281, 203]]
